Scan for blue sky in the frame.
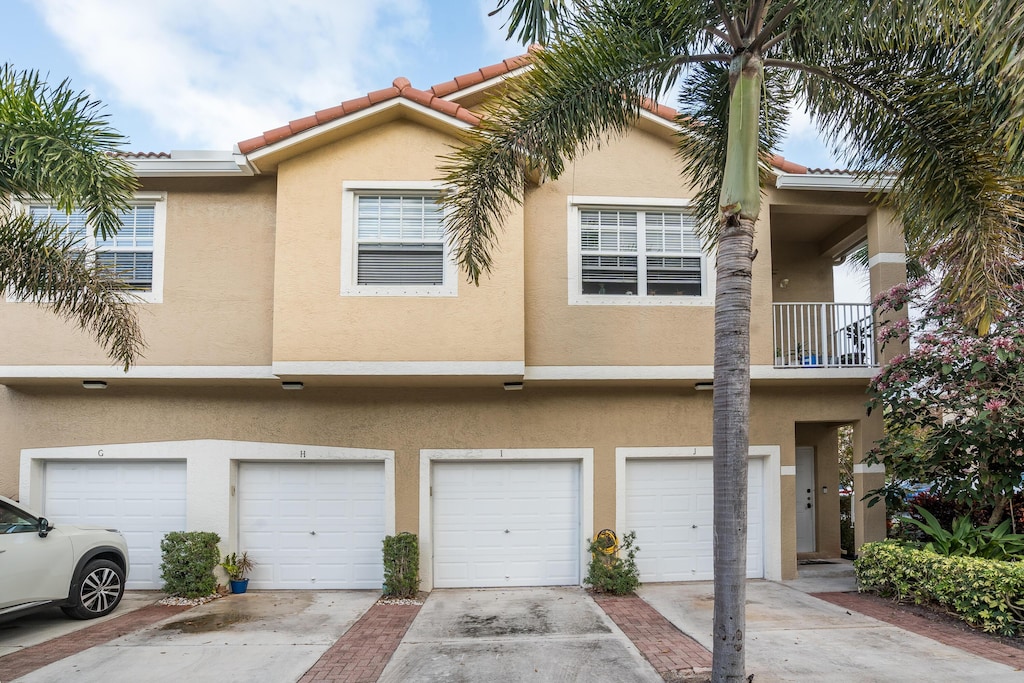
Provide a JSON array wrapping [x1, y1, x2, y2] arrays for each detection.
[[4, 0, 865, 299], [4, 0, 841, 168]]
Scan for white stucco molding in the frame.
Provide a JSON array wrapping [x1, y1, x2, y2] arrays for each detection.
[[853, 463, 886, 475], [867, 252, 906, 268], [273, 361, 525, 377]]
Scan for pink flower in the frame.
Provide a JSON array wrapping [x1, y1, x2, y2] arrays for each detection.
[[984, 398, 1007, 412]]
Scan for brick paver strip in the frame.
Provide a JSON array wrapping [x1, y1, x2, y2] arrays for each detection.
[[1, 603, 191, 681], [814, 591, 1024, 670], [298, 602, 421, 683], [594, 593, 712, 680]]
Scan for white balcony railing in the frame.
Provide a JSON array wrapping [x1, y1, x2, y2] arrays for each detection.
[[772, 303, 876, 368]]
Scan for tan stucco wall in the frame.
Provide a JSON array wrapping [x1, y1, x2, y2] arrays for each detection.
[[769, 241, 835, 304], [0, 381, 873, 580], [271, 119, 525, 363], [0, 178, 277, 367]]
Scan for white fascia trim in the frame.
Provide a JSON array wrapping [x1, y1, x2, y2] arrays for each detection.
[[774, 173, 893, 193], [867, 252, 906, 268], [273, 361, 525, 377], [418, 448, 594, 592], [526, 366, 714, 381], [750, 366, 878, 380], [637, 108, 680, 132], [442, 65, 533, 101], [614, 445, 782, 582], [246, 99, 473, 164], [0, 365, 276, 380], [130, 151, 255, 177], [853, 463, 886, 475]]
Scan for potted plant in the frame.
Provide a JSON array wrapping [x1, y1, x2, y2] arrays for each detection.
[[221, 551, 255, 594]]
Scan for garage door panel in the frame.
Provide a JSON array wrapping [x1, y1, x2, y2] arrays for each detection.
[[432, 461, 580, 588], [238, 462, 385, 590], [44, 461, 186, 590], [626, 458, 764, 582]]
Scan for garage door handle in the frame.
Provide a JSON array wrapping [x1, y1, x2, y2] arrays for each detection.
[[310, 531, 316, 536], [504, 529, 510, 534]]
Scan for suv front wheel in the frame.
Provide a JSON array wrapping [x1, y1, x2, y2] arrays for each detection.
[[61, 559, 125, 619]]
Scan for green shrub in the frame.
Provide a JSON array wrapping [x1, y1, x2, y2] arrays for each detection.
[[382, 532, 419, 598], [160, 531, 221, 598], [901, 506, 1024, 560], [585, 530, 641, 595], [856, 540, 1024, 635], [840, 494, 855, 557]]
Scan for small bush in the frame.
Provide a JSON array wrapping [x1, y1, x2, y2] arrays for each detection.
[[160, 531, 221, 598], [840, 494, 855, 557], [856, 541, 1024, 636], [382, 532, 419, 598], [585, 530, 641, 595]]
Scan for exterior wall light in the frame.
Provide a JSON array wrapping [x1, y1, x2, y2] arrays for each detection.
[[82, 380, 108, 390], [503, 382, 524, 391], [281, 381, 304, 390], [694, 382, 714, 391]]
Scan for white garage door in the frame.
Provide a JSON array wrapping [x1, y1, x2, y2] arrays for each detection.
[[44, 461, 187, 589], [238, 462, 385, 589], [432, 461, 580, 588], [625, 458, 764, 582]]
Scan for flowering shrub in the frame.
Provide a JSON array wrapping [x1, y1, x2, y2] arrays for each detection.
[[856, 541, 1024, 636], [865, 276, 1024, 523]]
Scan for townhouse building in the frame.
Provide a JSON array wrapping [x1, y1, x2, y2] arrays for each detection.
[[0, 53, 906, 590]]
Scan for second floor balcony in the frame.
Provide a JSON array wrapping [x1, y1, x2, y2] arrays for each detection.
[[772, 303, 876, 368]]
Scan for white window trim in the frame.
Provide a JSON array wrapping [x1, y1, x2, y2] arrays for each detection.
[[567, 195, 715, 306], [8, 192, 166, 304], [340, 180, 457, 297]]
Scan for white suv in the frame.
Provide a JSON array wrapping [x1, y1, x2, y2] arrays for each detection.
[[0, 495, 129, 620]]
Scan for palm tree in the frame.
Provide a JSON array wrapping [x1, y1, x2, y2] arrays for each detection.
[[442, 1, 1024, 679], [0, 65, 144, 369]]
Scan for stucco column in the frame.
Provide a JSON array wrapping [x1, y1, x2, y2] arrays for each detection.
[[855, 207, 909, 546]]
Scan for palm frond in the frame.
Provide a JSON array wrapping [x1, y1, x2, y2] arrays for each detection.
[[441, 0, 715, 282], [0, 213, 144, 369], [0, 65, 137, 240]]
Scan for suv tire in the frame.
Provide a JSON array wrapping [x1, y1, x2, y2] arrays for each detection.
[[61, 559, 125, 619]]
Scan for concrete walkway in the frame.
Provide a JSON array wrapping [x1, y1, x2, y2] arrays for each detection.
[[640, 578, 1024, 682]]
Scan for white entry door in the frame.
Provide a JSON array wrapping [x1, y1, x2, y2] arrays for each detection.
[[625, 457, 765, 581], [431, 461, 581, 588], [795, 447, 816, 553], [238, 462, 385, 589], [44, 461, 187, 589]]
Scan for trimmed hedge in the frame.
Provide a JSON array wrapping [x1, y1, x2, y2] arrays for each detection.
[[855, 541, 1024, 635], [160, 531, 221, 598]]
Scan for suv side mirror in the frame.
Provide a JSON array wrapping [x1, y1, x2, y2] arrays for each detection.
[[37, 517, 50, 538]]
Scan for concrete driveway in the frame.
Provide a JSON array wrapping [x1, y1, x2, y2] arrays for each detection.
[[378, 587, 662, 682], [9, 591, 379, 683], [640, 580, 1024, 682]]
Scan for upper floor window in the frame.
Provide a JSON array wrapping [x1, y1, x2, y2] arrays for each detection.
[[568, 198, 712, 306], [26, 194, 166, 302], [341, 182, 456, 297]]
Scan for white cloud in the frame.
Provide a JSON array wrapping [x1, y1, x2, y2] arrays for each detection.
[[36, 0, 430, 148]]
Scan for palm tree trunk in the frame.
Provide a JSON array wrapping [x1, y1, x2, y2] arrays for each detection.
[[712, 54, 762, 683]]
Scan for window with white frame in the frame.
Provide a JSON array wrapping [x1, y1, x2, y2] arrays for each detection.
[[575, 205, 707, 301], [25, 196, 165, 301], [341, 183, 456, 296]]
